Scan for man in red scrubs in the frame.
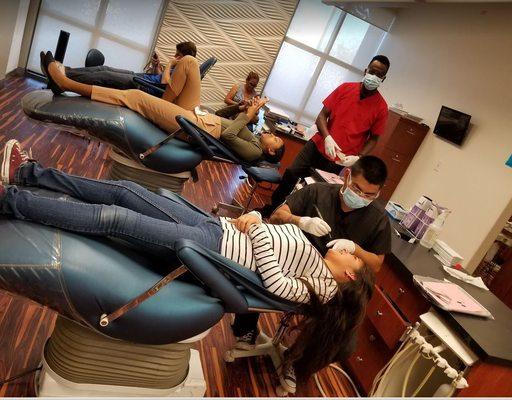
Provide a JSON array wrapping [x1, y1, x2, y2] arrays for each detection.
[[260, 55, 390, 217]]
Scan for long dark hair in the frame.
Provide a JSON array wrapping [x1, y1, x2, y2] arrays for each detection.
[[284, 265, 375, 381]]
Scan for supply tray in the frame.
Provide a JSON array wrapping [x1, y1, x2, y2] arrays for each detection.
[[413, 275, 494, 319]]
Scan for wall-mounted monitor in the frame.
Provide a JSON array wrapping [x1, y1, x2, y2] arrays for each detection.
[[433, 106, 471, 146]]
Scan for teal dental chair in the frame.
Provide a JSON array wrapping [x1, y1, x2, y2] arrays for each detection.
[[0, 188, 299, 397]]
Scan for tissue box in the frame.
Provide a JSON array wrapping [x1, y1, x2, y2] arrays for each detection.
[[385, 201, 407, 221]]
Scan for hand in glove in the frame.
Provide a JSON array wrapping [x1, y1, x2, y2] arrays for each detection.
[[298, 216, 332, 237], [335, 155, 360, 167], [324, 135, 342, 160], [326, 238, 356, 254]]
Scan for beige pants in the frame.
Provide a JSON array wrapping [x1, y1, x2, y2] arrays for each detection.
[[92, 86, 221, 138]]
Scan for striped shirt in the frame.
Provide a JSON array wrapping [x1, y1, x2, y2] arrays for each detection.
[[219, 215, 338, 304]]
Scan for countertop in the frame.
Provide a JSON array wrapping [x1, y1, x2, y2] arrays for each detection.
[[388, 233, 512, 366]]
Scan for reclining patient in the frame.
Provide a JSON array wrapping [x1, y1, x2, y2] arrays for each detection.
[[47, 41, 201, 111], [42, 52, 284, 164], [0, 140, 373, 384]]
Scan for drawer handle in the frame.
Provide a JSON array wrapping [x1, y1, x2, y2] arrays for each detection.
[[369, 334, 376, 342], [356, 356, 363, 362], [398, 287, 405, 295], [407, 128, 416, 135], [392, 156, 401, 163], [376, 310, 383, 317]]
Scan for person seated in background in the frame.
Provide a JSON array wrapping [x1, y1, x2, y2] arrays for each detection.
[[0, 139, 374, 386], [46, 41, 200, 111], [217, 71, 261, 129], [42, 52, 284, 164], [224, 71, 259, 106]]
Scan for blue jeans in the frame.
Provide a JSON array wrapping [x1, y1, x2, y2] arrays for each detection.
[[0, 163, 223, 254]]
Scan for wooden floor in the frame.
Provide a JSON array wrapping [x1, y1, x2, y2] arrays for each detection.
[[0, 75, 356, 397]]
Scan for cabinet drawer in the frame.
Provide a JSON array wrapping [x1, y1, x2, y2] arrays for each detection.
[[346, 317, 393, 394], [367, 285, 408, 349], [386, 119, 428, 155], [379, 148, 411, 182], [377, 262, 430, 323]]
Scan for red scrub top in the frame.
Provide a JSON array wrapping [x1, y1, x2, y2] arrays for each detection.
[[311, 82, 388, 157]]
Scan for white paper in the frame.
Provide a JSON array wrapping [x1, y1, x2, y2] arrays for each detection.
[[443, 266, 489, 291]]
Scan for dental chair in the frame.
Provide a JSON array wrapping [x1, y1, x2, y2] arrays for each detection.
[[133, 56, 218, 98], [0, 188, 299, 396], [22, 90, 203, 193], [21, 90, 280, 203], [176, 116, 282, 216]]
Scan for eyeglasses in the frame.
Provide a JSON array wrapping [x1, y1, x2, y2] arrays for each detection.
[[347, 176, 380, 200]]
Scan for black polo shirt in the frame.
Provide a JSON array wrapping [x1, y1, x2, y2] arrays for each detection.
[[285, 182, 391, 256]]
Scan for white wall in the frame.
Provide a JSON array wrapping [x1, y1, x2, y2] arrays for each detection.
[[0, 0, 22, 80], [6, 0, 30, 73], [378, 4, 512, 272]]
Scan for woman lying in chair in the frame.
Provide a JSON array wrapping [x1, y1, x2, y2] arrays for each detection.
[[0, 140, 374, 386], [42, 51, 284, 165]]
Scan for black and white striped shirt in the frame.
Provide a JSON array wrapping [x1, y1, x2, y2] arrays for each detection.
[[219, 215, 338, 304]]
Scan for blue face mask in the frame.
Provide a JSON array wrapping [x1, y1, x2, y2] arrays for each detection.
[[342, 178, 372, 209]]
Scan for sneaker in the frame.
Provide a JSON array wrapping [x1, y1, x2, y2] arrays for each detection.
[[1, 139, 30, 185], [279, 364, 297, 393], [235, 329, 258, 350]]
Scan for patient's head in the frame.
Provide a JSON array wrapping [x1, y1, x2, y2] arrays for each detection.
[[324, 249, 364, 283], [259, 132, 284, 163], [175, 41, 197, 58]]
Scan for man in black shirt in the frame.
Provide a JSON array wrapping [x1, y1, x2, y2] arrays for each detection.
[[270, 155, 391, 272]]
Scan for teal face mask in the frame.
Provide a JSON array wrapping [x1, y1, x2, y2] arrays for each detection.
[[362, 73, 383, 91], [343, 186, 371, 209], [342, 176, 373, 209]]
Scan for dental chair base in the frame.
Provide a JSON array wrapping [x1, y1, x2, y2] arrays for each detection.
[[212, 166, 281, 217], [224, 331, 293, 396], [108, 148, 191, 193], [36, 317, 206, 397]]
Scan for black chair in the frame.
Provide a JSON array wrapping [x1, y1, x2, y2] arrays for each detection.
[[85, 48, 105, 67], [176, 116, 282, 216], [133, 56, 218, 98]]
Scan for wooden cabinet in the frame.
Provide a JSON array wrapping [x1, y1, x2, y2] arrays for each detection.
[[344, 259, 430, 395], [371, 111, 429, 202]]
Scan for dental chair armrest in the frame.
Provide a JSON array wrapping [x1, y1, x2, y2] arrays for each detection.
[[175, 239, 299, 313], [175, 116, 216, 159], [175, 239, 249, 313], [133, 76, 166, 97], [156, 189, 210, 217]]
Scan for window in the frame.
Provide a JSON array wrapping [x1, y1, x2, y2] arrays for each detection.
[[263, 0, 387, 126], [27, 0, 164, 74]]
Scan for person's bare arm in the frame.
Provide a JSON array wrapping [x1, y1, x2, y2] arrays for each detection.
[[225, 84, 239, 105], [360, 133, 380, 155], [161, 58, 179, 84], [269, 204, 301, 226], [353, 243, 384, 272], [315, 106, 331, 139]]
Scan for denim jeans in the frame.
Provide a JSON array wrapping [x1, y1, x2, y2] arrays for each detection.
[[0, 163, 223, 254]]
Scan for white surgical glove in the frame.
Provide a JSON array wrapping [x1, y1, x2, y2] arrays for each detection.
[[298, 216, 332, 237], [336, 155, 360, 167], [327, 239, 356, 254], [324, 135, 341, 160]]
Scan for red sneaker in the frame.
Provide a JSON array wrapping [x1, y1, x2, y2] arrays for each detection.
[[1, 139, 30, 185]]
